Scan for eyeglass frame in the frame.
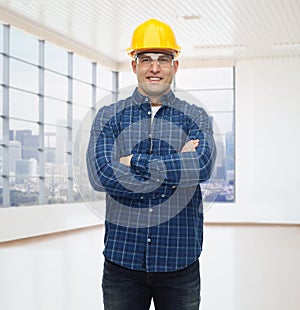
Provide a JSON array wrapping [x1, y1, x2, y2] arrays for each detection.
[[134, 53, 175, 68]]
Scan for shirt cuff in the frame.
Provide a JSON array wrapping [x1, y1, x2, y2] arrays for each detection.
[[131, 154, 168, 183], [131, 153, 149, 176]]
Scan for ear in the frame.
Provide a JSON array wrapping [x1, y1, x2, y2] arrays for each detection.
[[131, 60, 137, 73], [173, 60, 179, 74]]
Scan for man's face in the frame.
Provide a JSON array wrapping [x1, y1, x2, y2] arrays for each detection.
[[132, 51, 179, 99]]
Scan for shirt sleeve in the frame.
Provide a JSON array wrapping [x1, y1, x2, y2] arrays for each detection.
[[86, 106, 165, 199], [130, 106, 217, 187]]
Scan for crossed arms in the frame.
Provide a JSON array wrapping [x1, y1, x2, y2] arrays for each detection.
[[86, 104, 216, 199]]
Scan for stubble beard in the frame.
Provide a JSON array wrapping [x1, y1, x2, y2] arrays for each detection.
[[138, 82, 171, 100]]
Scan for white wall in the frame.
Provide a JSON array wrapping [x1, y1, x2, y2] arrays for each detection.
[[0, 203, 103, 242], [206, 57, 300, 224]]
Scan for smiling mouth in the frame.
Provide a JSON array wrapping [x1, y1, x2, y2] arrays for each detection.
[[148, 77, 162, 82]]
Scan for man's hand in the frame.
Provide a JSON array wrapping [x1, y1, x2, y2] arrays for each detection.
[[181, 139, 199, 153], [119, 154, 133, 167]]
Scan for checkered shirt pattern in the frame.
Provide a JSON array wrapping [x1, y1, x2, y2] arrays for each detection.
[[87, 88, 216, 272]]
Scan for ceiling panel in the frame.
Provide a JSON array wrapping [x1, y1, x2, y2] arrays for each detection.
[[0, 0, 300, 70]]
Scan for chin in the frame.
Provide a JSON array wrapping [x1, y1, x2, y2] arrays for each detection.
[[141, 82, 170, 97]]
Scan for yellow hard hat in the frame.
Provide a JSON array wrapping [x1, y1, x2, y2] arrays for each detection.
[[127, 19, 181, 58]]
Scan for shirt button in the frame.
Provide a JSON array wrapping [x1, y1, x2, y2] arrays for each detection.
[[140, 196, 144, 199], [149, 208, 153, 213], [161, 194, 165, 198], [147, 238, 151, 243], [156, 179, 160, 182], [148, 111, 151, 115], [145, 98, 149, 102]]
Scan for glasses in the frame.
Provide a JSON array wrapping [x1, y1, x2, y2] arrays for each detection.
[[135, 53, 174, 68]]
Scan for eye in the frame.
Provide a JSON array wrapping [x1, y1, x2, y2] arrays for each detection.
[[158, 57, 172, 64], [140, 57, 152, 64]]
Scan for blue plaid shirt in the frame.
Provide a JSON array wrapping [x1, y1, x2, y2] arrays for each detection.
[[87, 88, 216, 272]]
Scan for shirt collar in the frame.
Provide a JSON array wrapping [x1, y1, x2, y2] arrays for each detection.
[[132, 87, 176, 107]]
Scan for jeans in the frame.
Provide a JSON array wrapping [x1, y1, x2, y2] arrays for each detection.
[[102, 259, 201, 310]]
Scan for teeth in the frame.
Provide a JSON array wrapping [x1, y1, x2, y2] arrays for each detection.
[[149, 77, 160, 81]]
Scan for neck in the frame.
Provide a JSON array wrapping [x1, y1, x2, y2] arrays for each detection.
[[151, 100, 162, 107], [147, 94, 162, 106], [137, 86, 171, 107]]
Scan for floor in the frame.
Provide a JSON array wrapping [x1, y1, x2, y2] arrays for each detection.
[[0, 224, 299, 310]]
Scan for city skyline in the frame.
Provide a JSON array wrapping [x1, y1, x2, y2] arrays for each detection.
[[1, 120, 235, 206]]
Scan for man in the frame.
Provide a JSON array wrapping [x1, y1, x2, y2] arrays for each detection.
[[87, 19, 216, 310]]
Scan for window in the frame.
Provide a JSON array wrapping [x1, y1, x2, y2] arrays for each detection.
[[175, 67, 235, 203], [0, 22, 235, 207], [0, 24, 113, 207]]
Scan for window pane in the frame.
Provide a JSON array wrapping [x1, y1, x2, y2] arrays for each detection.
[[45, 41, 67, 74], [0, 144, 3, 181], [0, 24, 3, 52], [10, 119, 38, 136], [73, 54, 92, 82], [119, 71, 136, 89], [10, 27, 39, 64], [16, 140, 39, 162], [0, 85, 3, 140], [44, 98, 67, 126], [44, 126, 69, 201], [14, 159, 38, 178], [176, 89, 234, 112], [0, 117, 2, 141], [0, 53, 3, 84], [211, 112, 234, 135], [7, 127, 40, 192], [202, 179, 235, 202], [45, 70, 68, 100], [10, 89, 38, 122], [72, 118, 82, 143], [202, 132, 235, 203], [176, 67, 234, 89], [97, 66, 113, 90], [9, 141, 22, 175], [44, 124, 68, 165], [73, 80, 92, 106], [45, 176, 68, 204], [10, 177, 39, 206], [79, 184, 105, 202], [10, 59, 38, 93], [9, 125, 40, 166], [44, 131, 56, 164], [96, 88, 113, 105], [73, 104, 90, 123]]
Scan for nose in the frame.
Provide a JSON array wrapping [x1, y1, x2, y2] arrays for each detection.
[[150, 60, 160, 72]]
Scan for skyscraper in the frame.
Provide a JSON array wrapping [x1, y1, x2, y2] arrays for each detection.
[[15, 130, 39, 161]]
